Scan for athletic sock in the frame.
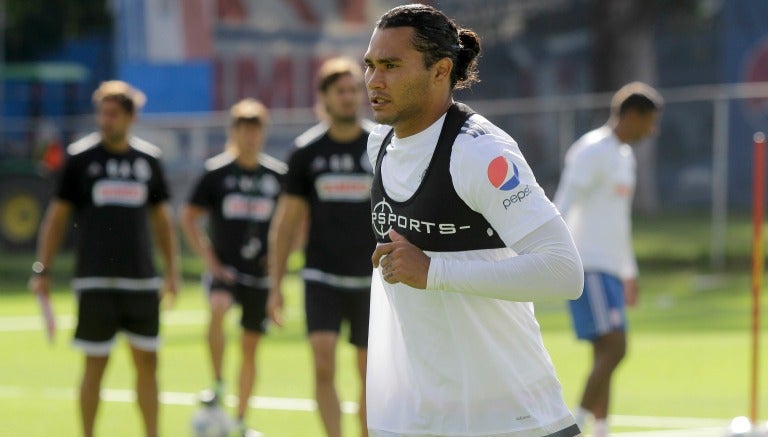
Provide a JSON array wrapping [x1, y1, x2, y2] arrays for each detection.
[[592, 419, 608, 437], [214, 379, 225, 398]]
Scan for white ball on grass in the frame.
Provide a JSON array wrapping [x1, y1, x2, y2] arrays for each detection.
[[190, 406, 232, 437]]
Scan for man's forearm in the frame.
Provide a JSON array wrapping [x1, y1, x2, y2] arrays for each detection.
[[151, 204, 179, 274], [267, 195, 308, 291], [268, 221, 296, 289], [180, 207, 219, 268], [426, 217, 584, 301], [36, 201, 72, 270]]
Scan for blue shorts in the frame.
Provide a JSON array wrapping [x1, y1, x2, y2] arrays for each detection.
[[569, 272, 627, 341]]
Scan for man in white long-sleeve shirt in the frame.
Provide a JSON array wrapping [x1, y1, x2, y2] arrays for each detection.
[[554, 82, 662, 437], [363, 4, 584, 437]]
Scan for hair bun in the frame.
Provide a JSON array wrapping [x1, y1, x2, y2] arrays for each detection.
[[458, 29, 481, 58], [455, 29, 481, 88]]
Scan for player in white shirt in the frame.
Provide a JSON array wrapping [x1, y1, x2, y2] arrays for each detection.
[[363, 5, 584, 437], [554, 82, 663, 437]]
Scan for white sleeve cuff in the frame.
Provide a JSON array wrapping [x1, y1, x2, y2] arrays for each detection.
[[426, 257, 444, 290]]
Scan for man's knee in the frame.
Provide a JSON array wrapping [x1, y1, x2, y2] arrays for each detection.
[[132, 348, 158, 374], [595, 332, 626, 368], [314, 355, 335, 382], [241, 330, 261, 359], [209, 292, 233, 319], [311, 334, 337, 383]]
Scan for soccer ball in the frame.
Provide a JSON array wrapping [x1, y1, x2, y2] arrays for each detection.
[[190, 406, 232, 437], [724, 416, 768, 436]]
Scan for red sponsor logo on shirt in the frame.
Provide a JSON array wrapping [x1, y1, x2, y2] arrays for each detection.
[[487, 156, 520, 191], [316, 174, 372, 201], [614, 184, 633, 197], [222, 194, 274, 220], [92, 180, 147, 206]]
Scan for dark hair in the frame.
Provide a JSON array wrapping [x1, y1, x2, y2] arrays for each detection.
[[231, 117, 262, 128], [101, 94, 136, 114], [376, 4, 481, 90], [317, 56, 363, 93], [610, 82, 664, 118]]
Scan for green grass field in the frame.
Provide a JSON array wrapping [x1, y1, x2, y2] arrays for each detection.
[[0, 213, 766, 436]]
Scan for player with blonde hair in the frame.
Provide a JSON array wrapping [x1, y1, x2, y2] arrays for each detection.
[[182, 98, 283, 436]]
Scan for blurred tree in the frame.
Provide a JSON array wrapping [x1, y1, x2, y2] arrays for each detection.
[[591, 0, 699, 214], [4, 0, 111, 61]]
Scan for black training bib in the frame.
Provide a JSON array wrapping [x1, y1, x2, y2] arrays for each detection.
[[370, 103, 505, 252]]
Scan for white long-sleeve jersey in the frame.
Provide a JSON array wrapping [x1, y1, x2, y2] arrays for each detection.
[[554, 125, 638, 279], [366, 109, 583, 437]]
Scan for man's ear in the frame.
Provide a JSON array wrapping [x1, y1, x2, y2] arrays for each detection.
[[432, 57, 453, 84]]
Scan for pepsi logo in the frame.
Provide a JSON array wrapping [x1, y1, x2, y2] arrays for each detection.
[[487, 156, 521, 191]]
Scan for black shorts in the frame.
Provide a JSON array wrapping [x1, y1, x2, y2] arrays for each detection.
[[73, 291, 160, 356], [207, 278, 269, 333], [304, 281, 370, 348]]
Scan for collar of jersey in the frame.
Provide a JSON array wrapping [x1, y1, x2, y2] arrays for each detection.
[[387, 112, 447, 157]]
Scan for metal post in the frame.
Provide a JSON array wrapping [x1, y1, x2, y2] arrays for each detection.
[[558, 110, 575, 169], [710, 98, 729, 269], [750, 132, 765, 425]]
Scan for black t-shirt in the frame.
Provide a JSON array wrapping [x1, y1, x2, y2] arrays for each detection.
[[57, 134, 170, 290], [284, 124, 375, 278], [188, 153, 284, 280]]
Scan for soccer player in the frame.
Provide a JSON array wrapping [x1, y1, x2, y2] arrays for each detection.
[[28, 80, 179, 437], [181, 98, 283, 437], [554, 82, 663, 437], [363, 5, 584, 437], [268, 57, 374, 437]]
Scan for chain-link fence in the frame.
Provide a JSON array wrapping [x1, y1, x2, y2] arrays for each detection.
[[2, 82, 768, 262]]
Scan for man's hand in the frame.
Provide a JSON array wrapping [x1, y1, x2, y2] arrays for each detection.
[[28, 274, 51, 297], [267, 288, 285, 327], [29, 274, 56, 342], [371, 229, 430, 289], [624, 278, 638, 307], [209, 261, 237, 284], [161, 272, 180, 308]]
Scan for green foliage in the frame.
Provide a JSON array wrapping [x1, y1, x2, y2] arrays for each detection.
[[3, 0, 111, 61]]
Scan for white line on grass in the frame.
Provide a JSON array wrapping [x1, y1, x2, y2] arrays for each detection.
[[0, 385, 359, 414], [0, 385, 734, 435], [0, 308, 304, 333], [611, 415, 727, 428], [611, 428, 725, 436], [0, 310, 206, 332]]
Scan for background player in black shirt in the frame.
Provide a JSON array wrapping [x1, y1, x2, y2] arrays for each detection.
[[181, 99, 284, 436], [268, 57, 375, 437], [29, 81, 179, 437]]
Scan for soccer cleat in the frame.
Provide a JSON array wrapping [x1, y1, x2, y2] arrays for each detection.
[[199, 381, 225, 407], [198, 388, 220, 407], [200, 390, 221, 408]]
